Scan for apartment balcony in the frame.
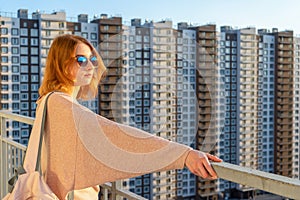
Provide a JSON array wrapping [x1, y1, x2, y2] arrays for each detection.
[[1, 111, 300, 200]]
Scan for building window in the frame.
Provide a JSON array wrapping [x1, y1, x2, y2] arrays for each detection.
[[31, 75, 39, 82], [12, 84, 19, 91], [45, 39, 51, 46], [12, 94, 19, 100], [12, 75, 19, 82], [59, 22, 64, 28], [1, 47, 8, 53], [31, 66, 38, 73], [21, 65, 28, 73], [45, 21, 51, 27], [20, 28, 28, 36], [21, 56, 28, 64], [2, 94, 8, 100], [12, 103, 19, 110], [1, 75, 8, 81], [1, 103, 8, 110], [20, 38, 28, 45], [31, 29, 38, 36], [1, 37, 8, 44], [12, 66, 19, 73], [31, 38, 38, 46], [21, 93, 28, 100], [1, 56, 8, 63], [31, 93, 39, 100], [1, 65, 8, 72], [31, 102, 37, 109], [1, 28, 8, 34], [21, 130, 29, 137], [82, 32, 88, 39], [11, 28, 19, 35], [12, 47, 19, 54], [104, 25, 109, 31], [21, 103, 29, 109], [21, 75, 28, 82], [1, 85, 8, 91], [21, 84, 28, 91], [31, 47, 38, 55], [91, 41, 97, 47], [31, 84, 39, 91], [12, 56, 19, 64], [20, 47, 28, 54], [91, 33, 97, 40], [45, 30, 51, 36], [31, 56, 39, 64]]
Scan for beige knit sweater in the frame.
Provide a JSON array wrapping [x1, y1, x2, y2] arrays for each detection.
[[26, 92, 192, 199]]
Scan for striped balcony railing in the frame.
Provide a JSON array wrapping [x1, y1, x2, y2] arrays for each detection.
[[1, 110, 300, 199]]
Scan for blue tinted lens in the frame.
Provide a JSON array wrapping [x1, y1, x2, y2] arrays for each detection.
[[77, 56, 88, 66], [90, 56, 98, 66]]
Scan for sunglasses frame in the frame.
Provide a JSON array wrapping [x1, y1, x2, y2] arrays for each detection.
[[74, 55, 99, 68]]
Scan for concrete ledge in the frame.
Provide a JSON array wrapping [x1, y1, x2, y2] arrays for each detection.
[[212, 162, 300, 200]]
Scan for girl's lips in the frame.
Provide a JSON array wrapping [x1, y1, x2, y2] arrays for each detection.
[[84, 74, 93, 77]]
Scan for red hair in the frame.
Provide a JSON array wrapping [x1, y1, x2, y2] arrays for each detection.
[[39, 34, 106, 100]]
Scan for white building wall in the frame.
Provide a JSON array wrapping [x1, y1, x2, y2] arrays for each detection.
[[293, 37, 300, 179], [258, 33, 275, 173], [150, 20, 178, 199], [0, 17, 21, 140], [175, 29, 197, 197]]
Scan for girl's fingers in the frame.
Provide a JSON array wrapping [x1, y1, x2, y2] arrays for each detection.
[[206, 153, 223, 162]]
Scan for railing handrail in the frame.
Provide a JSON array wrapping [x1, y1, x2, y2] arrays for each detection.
[[0, 110, 35, 125], [212, 162, 300, 200]]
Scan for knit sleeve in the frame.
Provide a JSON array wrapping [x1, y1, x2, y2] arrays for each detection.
[[78, 108, 191, 171], [44, 93, 192, 199]]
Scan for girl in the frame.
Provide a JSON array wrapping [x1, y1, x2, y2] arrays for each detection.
[[36, 34, 221, 199]]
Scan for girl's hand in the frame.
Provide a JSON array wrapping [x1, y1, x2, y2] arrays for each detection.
[[185, 150, 222, 179]]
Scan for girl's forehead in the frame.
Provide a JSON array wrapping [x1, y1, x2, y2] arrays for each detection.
[[75, 43, 92, 54]]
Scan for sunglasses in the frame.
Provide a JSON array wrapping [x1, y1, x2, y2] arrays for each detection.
[[75, 55, 98, 68]]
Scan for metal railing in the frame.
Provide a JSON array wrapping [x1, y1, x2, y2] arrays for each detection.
[[1, 110, 300, 199], [0, 111, 146, 200]]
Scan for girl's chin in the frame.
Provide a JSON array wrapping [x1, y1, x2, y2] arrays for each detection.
[[74, 82, 92, 86]]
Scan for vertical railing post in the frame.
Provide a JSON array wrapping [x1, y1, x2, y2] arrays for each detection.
[[0, 115, 5, 198], [103, 187, 108, 200], [110, 181, 123, 200], [111, 182, 117, 200]]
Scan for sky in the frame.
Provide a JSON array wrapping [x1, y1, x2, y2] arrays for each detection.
[[1, 0, 300, 34]]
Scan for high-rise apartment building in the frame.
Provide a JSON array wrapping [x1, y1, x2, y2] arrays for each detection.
[[122, 20, 201, 199], [257, 29, 275, 174], [293, 37, 300, 180], [91, 15, 123, 122], [0, 9, 40, 145], [176, 23, 198, 199], [273, 30, 294, 178], [219, 26, 259, 198], [67, 14, 99, 112], [193, 24, 219, 199], [149, 19, 178, 200], [121, 20, 153, 199]]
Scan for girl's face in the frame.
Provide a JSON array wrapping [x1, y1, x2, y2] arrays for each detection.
[[71, 43, 98, 86]]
